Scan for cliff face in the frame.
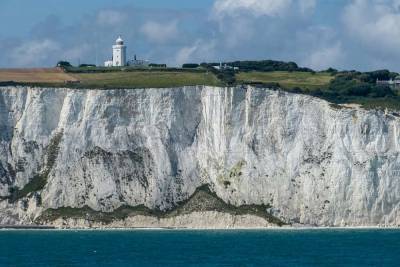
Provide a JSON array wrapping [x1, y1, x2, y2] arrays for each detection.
[[1, 86, 400, 227]]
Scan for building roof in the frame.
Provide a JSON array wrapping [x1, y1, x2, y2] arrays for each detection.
[[116, 36, 124, 45]]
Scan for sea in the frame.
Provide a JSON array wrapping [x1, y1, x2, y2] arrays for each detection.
[[1, 229, 399, 266]]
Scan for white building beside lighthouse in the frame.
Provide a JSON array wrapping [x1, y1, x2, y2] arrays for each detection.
[[104, 36, 127, 67]]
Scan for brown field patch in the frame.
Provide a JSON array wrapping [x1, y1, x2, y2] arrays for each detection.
[[0, 68, 78, 83]]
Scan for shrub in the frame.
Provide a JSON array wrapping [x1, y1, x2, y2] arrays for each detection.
[[79, 64, 96, 68], [149, 63, 167, 68]]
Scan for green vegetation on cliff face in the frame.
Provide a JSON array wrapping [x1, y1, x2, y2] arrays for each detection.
[[37, 185, 286, 226], [8, 132, 63, 203]]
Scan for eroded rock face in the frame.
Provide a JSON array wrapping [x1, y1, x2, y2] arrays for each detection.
[[0, 85, 400, 227]]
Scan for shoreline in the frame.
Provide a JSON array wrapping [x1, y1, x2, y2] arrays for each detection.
[[0, 225, 56, 230], [1, 225, 399, 231]]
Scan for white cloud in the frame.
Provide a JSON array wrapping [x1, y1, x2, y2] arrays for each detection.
[[393, 0, 400, 10], [61, 44, 92, 62], [291, 25, 344, 70], [218, 18, 256, 48], [212, 0, 316, 18], [1, 1, 398, 71], [96, 10, 126, 26], [343, 0, 400, 56], [306, 42, 344, 70], [175, 45, 198, 65], [212, 0, 292, 18], [175, 40, 217, 65], [299, 0, 317, 15], [141, 20, 179, 43], [10, 39, 60, 66]]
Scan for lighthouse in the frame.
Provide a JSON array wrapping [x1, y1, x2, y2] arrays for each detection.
[[112, 36, 126, 67], [104, 36, 149, 67]]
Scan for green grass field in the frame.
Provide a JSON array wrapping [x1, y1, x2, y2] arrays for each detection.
[[237, 71, 333, 90], [72, 71, 222, 88], [2, 67, 399, 110]]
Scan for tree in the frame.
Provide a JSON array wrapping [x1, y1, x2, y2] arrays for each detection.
[[182, 63, 199, 69], [56, 61, 72, 68], [325, 68, 338, 75]]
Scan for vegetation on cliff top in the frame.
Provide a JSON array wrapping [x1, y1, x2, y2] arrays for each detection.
[[72, 71, 223, 88], [0, 60, 399, 110], [236, 71, 333, 90], [236, 67, 400, 110]]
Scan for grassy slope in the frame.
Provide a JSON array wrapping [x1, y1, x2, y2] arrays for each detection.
[[0, 68, 77, 83], [72, 71, 223, 88], [237, 71, 333, 90]]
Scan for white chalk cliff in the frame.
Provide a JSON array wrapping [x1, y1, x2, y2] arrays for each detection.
[[0, 86, 400, 228]]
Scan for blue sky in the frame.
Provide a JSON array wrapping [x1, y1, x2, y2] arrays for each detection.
[[0, 0, 215, 35], [0, 0, 399, 71]]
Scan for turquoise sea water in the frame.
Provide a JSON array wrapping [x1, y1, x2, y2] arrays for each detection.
[[1, 229, 400, 266]]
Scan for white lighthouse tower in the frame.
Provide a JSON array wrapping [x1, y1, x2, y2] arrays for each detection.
[[105, 35, 148, 67], [112, 36, 126, 67]]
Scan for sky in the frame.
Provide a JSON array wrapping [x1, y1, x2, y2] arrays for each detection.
[[0, 0, 399, 71]]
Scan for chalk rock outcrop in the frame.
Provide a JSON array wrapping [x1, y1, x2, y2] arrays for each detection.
[[0, 86, 400, 227]]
